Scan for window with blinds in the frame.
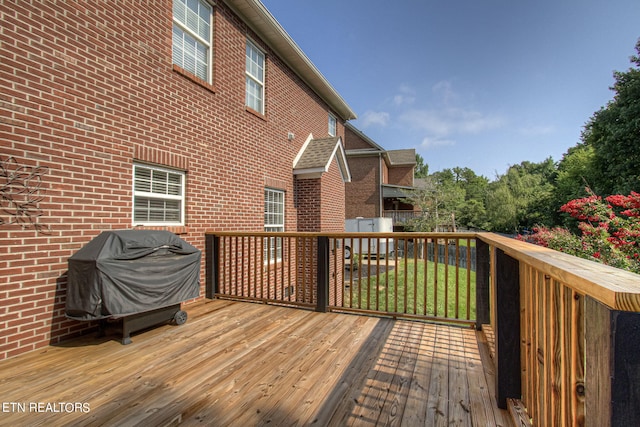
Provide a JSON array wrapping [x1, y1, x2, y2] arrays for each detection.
[[133, 164, 185, 226], [172, 0, 212, 82]]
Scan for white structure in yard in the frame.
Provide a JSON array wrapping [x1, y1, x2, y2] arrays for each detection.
[[344, 217, 394, 258]]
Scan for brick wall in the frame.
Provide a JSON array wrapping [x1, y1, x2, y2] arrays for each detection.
[[388, 165, 414, 187], [0, 1, 348, 359], [294, 157, 345, 304], [344, 125, 372, 150], [345, 156, 380, 218], [344, 125, 382, 218]]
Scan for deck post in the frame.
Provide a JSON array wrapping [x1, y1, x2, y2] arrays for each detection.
[[475, 238, 490, 330], [316, 235, 329, 312], [585, 296, 611, 427], [205, 234, 220, 299], [494, 248, 521, 409], [586, 296, 640, 426], [611, 310, 640, 425]]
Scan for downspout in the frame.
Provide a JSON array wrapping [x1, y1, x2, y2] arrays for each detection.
[[378, 152, 383, 217]]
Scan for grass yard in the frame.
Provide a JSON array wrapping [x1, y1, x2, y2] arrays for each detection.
[[344, 257, 476, 322]]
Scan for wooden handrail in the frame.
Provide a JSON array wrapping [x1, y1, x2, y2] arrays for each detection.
[[206, 231, 477, 239], [477, 232, 640, 311]]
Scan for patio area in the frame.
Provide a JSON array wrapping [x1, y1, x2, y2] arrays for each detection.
[[0, 299, 512, 426]]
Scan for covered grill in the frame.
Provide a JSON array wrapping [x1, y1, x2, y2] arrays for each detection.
[[66, 230, 201, 344]]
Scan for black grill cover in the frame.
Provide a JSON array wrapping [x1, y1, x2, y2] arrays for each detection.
[[66, 230, 201, 320]]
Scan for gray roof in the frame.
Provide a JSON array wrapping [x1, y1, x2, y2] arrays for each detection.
[[382, 185, 413, 198], [293, 136, 351, 182], [387, 149, 416, 166], [294, 137, 339, 169]]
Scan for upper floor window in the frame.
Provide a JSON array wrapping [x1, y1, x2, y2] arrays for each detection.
[[172, 0, 212, 82], [246, 40, 265, 114], [133, 163, 185, 226], [328, 114, 337, 136]]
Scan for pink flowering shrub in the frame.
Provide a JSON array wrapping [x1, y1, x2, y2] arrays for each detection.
[[518, 190, 640, 274]]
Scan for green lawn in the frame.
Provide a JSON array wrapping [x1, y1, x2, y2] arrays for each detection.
[[344, 258, 476, 321]]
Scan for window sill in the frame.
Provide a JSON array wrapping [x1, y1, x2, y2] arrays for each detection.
[[134, 225, 190, 235], [172, 64, 216, 94], [245, 106, 266, 121]]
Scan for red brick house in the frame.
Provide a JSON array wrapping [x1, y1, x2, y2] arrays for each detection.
[[344, 123, 417, 229], [0, 0, 355, 359]]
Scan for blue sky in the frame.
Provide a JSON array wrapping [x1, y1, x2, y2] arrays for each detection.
[[261, 0, 640, 180]]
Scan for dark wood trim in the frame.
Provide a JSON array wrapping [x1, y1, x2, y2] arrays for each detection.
[[476, 238, 490, 330], [494, 248, 521, 408], [205, 234, 219, 299], [316, 235, 329, 312]]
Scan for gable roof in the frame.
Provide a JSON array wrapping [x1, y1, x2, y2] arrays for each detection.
[[226, 0, 357, 121], [344, 124, 417, 168], [344, 122, 385, 152], [387, 149, 417, 166], [293, 135, 351, 182]]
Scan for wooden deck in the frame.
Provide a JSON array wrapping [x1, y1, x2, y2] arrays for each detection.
[[0, 300, 512, 426]]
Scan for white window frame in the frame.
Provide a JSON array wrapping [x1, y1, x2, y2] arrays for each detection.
[[133, 163, 186, 226], [172, 0, 213, 83], [264, 188, 284, 263], [328, 113, 337, 136], [246, 40, 265, 114]]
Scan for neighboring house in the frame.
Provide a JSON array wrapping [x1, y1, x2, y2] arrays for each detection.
[[344, 123, 417, 230], [0, 0, 355, 359]]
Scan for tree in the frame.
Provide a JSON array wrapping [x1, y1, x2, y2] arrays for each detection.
[[552, 143, 597, 226], [484, 159, 556, 233], [448, 167, 489, 229], [403, 176, 463, 231], [414, 154, 429, 178], [485, 177, 518, 233], [583, 38, 640, 195]]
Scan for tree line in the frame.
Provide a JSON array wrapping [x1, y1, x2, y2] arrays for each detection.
[[407, 39, 640, 235]]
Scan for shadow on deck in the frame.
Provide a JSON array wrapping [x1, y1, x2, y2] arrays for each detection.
[[0, 300, 512, 426]]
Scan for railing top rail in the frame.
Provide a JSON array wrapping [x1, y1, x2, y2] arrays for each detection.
[[477, 232, 640, 311], [205, 231, 477, 239]]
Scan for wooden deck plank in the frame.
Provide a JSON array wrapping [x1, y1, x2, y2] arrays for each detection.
[[476, 328, 515, 427], [378, 322, 423, 426], [207, 312, 354, 425], [448, 327, 472, 425], [83, 304, 302, 426], [463, 327, 497, 427], [272, 316, 380, 424], [401, 322, 436, 425], [350, 320, 416, 425], [314, 319, 396, 426], [425, 324, 451, 426], [0, 300, 512, 426]]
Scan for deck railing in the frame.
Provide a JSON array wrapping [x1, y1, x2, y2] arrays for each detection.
[[205, 230, 640, 427], [383, 210, 421, 224], [206, 232, 477, 326], [477, 232, 640, 427]]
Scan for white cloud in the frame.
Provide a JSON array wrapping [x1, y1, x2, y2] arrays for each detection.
[[432, 80, 458, 106], [392, 84, 416, 106], [360, 110, 390, 128], [400, 107, 505, 137], [420, 136, 456, 149]]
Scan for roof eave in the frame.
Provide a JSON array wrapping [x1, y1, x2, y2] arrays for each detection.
[[293, 168, 326, 179], [225, 0, 357, 121]]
